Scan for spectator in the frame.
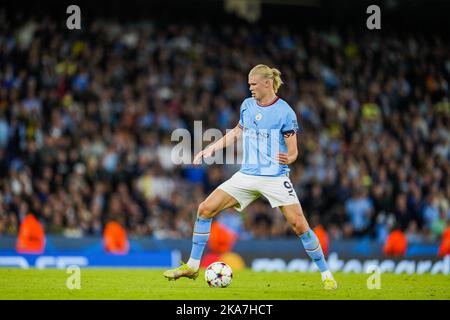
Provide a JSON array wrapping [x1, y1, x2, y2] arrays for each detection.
[[383, 228, 408, 257], [345, 189, 374, 237]]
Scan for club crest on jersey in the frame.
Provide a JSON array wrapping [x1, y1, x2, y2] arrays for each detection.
[[255, 113, 262, 121]]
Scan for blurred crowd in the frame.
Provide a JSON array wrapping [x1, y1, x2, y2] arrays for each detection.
[[0, 12, 449, 243]]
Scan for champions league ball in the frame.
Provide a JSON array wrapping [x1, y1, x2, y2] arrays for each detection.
[[205, 262, 233, 288]]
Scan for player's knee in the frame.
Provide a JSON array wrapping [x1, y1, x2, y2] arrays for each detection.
[[291, 220, 308, 236], [198, 201, 216, 219]]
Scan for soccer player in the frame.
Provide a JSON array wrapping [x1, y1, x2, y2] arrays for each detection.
[[163, 64, 337, 290]]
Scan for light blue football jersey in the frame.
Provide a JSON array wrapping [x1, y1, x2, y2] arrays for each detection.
[[238, 96, 300, 176]]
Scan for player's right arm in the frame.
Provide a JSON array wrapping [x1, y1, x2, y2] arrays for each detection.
[[193, 124, 243, 165]]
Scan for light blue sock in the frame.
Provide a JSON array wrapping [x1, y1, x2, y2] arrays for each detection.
[[189, 216, 212, 261], [300, 228, 329, 272]]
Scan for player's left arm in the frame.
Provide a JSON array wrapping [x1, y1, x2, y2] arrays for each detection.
[[276, 133, 298, 165], [277, 107, 300, 165]]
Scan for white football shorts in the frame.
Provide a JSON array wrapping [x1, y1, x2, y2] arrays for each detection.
[[217, 171, 300, 212]]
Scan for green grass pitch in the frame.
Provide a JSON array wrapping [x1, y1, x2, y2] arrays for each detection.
[[0, 268, 449, 300]]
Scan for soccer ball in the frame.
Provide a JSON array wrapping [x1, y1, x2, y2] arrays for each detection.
[[204, 262, 233, 288]]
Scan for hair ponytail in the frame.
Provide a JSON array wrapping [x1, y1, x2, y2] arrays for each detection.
[[271, 68, 283, 93]]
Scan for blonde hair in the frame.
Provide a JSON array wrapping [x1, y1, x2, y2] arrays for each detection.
[[249, 64, 284, 93]]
